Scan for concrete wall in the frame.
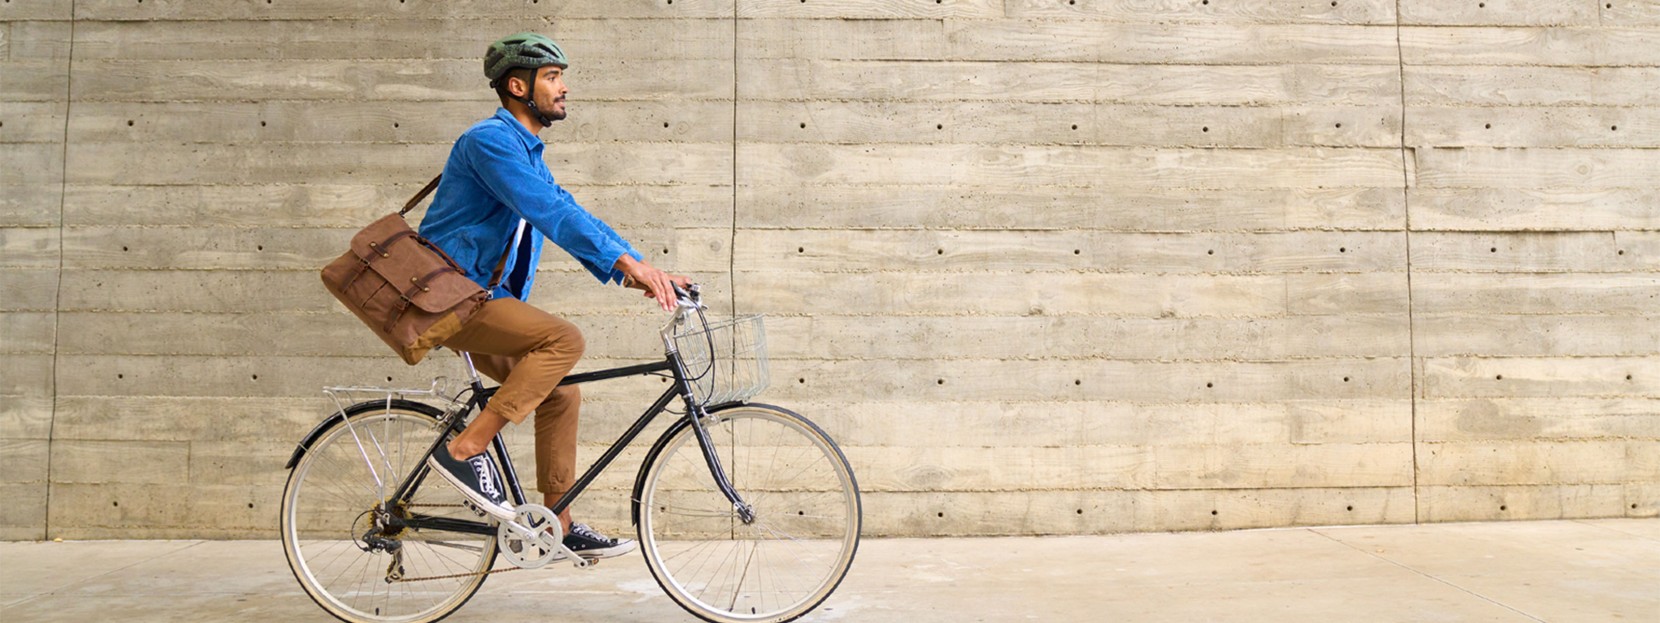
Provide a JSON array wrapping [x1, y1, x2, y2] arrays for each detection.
[[1, 1, 1655, 540]]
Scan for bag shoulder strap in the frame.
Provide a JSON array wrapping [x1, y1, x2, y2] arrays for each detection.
[[484, 220, 526, 294], [398, 174, 444, 216], [397, 173, 519, 295]]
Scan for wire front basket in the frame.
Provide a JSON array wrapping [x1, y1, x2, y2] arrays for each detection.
[[669, 314, 769, 406]]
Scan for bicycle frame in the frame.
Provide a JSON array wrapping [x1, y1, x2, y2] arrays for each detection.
[[378, 352, 750, 538]]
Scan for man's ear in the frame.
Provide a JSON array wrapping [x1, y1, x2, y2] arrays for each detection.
[[508, 75, 527, 99]]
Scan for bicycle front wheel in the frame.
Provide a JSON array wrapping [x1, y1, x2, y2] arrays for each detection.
[[636, 403, 861, 623], [280, 400, 497, 623]]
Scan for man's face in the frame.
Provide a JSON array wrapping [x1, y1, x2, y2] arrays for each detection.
[[531, 65, 568, 121]]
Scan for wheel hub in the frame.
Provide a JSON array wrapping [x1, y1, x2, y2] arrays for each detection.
[[353, 503, 408, 554]]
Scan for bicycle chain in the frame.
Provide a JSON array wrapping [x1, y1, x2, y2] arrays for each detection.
[[393, 565, 527, 584], [387, 504, 585, 584]]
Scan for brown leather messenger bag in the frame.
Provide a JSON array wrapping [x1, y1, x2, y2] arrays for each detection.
[[320, 175, 510, 365]]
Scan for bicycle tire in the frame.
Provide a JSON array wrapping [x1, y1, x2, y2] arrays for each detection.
[[280, 400, 498, 623], [635, 403, 861, 623]]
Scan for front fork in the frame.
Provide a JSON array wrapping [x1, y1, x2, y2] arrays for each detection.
[[686, 401, 755, 524]]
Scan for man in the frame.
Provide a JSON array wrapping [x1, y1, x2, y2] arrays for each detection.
[[418, 32, 688, 559]]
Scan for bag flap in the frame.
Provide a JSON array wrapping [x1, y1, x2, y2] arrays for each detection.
[[405, 270, 484, 313], [347, 213, 417, 260], [346, 213, 483, 313]]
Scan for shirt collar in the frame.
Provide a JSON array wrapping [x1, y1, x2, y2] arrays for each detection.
[[491, 107, 544, 153]]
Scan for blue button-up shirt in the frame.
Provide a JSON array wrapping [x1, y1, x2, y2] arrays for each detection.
[[419, 108, 641, 300]]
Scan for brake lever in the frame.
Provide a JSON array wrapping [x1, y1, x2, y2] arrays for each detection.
[[672, 283, 704, 310]]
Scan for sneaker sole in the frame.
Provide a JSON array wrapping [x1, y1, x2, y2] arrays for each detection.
[[424, 455, 516, 523], [565, 540, 638, 560]]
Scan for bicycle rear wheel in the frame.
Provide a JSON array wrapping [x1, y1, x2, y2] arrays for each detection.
[[280, 400, 497, 623], [636, 403, 861, 623]]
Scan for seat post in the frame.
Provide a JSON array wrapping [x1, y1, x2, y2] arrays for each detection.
[[457, 351, 484, 386]]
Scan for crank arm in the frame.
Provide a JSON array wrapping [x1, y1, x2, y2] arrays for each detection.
[[501, 516, 593, 569]]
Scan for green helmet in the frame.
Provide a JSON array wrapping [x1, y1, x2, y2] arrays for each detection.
[[484, 32, 568, 85]]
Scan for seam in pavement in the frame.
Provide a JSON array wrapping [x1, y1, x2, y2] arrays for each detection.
[[1, 540, 208, 609], [1306, 529, 1546, 623]]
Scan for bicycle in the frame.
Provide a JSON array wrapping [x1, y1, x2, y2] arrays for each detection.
[[279, 285, 862, 623]]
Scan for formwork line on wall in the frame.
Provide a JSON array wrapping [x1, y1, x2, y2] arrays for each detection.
[[1392, 0, 1423, 525], [44, 0, 79, 539], [729, 3, 739, 319], [5, 1, 1654, 540]]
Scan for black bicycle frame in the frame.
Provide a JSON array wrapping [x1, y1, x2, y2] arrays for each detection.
[[385, 355, 747, 536]]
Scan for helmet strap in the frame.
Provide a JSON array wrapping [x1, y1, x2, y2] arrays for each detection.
[[512, 71, 554, 128]]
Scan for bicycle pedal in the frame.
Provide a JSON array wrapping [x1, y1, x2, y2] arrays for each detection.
[[461, 500, 488, 519]]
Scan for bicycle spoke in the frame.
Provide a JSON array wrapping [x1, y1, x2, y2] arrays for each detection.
[[282, 406, 494, 623], [641, 407, 859, 622], [652, 501, 741, 519]]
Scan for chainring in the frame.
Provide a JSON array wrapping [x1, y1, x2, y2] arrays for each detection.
[[496, 503, 561, 569]]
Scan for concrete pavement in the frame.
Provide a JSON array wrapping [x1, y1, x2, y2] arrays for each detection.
[[3, 519, 1656, 622]]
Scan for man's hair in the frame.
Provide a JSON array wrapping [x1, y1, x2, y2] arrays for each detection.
[[494, 67, 538, 105]]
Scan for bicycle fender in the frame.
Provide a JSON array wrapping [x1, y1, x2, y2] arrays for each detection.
[[284, 412, 344, 470], [284, 399, 444, 470], [628, 401, 794, 526]]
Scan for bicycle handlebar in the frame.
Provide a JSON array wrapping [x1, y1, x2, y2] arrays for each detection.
[[672, 283, 703, 311]]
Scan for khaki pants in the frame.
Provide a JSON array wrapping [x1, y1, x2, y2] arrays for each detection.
[[441, 297, 584, 497]]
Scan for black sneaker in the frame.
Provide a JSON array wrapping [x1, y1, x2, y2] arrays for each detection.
[[563, 523, 637, 560], [426, 447, 515, 522]]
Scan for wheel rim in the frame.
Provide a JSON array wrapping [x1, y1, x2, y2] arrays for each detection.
[[281, 409, 496, 623], [640, 408, 860, 622]]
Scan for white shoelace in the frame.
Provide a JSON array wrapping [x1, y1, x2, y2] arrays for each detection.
[[569, 523, 612, 544]]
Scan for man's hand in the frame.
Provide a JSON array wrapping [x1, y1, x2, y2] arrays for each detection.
[[615, 255, 691, 311]]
